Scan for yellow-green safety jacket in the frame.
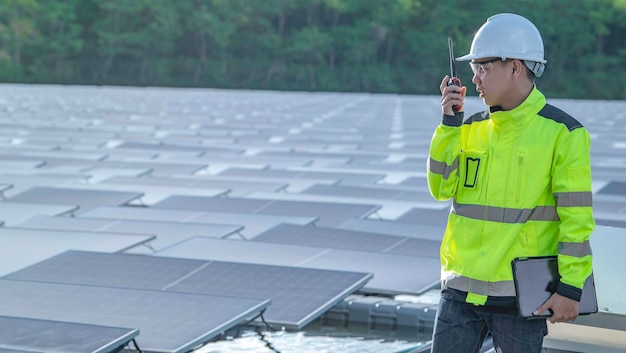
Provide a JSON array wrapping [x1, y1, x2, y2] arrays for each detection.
[[427, 87, 594, 305]]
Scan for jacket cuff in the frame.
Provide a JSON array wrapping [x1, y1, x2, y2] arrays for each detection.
[[557, 281, 582, 302], [442, 111, 464, 127]]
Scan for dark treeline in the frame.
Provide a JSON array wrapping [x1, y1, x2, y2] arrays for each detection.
[[1, 0, 625, 99]]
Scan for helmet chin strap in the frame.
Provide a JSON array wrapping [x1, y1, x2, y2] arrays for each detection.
[[524, 60, 545, 78]]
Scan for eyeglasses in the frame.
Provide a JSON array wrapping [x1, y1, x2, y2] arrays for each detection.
[[470, 58, 505, 77]]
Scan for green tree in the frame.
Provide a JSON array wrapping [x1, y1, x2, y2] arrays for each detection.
[[0, 0, 39, 80], [91, 0, 181, 84], [29, 0, 82, 81], [179, 0, 253, 85]]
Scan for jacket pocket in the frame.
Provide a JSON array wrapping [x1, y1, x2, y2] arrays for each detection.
[[522, 223, 539, 256], [458, 150, 487, 202]]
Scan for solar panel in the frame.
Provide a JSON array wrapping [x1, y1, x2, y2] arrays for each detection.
[[256, 151, 386, 164], [597, 181, 626, 196], [299, 249, 440, 295], [5, 250, 207, 290], [259, 200, 382, 226], [593, 211, 626, 229], [301, 184, 432, 201], [0, 174, 88, 198], [80, 206, 317, 239], [397, 176, 428, 187], [573, 226, 626, 332], [253, 224, 408, 252], [153, 195, 269, 213], [17, 215, 243, 252], [158, 236, 325, 266], [86, 161, 209, 177], [170, 262, 370, 329], [336, 219, 446, 241], [156, 237, 439, 295], [80, 205, 205, 222], [0, 316, 138, 353], [7, 187, 143, 213], [0, 202, 78, 226], [396, 207, 451, 225], [186, 212, 318, 238], [7, 251, 372, 330], [101, 175, 288, 196], [0, 227, 154, 277], [153, 195, 379, 227], [592, 200, 626, 213], [0, 279, 270, 353], [119, 141, 241, 154], [217, 167, 386, 184], [595, 218, 626, 228], [77, 167, 153, 182], [253, 223, 441, 259], [384, 238, 441, 258], [58, 183, 229, 206], [247, 191, 439, 220]]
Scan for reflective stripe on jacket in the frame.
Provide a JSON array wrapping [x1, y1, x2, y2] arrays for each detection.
[[427, 87, 594, 305]]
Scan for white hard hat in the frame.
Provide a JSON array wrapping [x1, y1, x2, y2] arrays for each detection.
[[456, 13, 547, 77]]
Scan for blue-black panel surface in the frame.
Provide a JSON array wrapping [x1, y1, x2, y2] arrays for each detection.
[[157, 237, 439, 295], [253, 224, 405, 252], [153, 195, 379, 226], [0, 279, 269, 353], [6, 251, 371, 330], [0, 316, 138, 353]]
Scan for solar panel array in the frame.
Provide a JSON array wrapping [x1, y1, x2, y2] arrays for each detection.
[[5, 250, 370, 330], [0, 279, 269, 353], [0, 84, 623, 351]]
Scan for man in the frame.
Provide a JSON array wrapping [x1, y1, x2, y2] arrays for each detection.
[[427, 13, 594, 353]]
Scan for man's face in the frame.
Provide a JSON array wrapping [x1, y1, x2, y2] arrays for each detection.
[[470, 57, 511, 107]]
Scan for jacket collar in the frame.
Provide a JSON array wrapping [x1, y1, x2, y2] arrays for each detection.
[[488, 86, 546, 129]]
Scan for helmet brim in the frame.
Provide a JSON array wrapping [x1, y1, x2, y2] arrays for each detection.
[[455, 53, 476, 61]]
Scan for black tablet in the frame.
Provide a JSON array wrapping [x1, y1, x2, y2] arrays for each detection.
[[512, 256, 598, 319]]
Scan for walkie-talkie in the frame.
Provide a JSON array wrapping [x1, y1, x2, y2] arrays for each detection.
[[447, 37, 462, 113]]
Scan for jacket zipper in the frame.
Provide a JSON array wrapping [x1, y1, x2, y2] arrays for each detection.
[[516, 154, 524, 202]]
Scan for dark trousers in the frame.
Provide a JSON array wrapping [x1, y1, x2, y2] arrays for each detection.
[[431, 296, 547, 353]]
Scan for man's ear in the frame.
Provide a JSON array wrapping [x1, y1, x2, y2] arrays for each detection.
[[511, 59, 524, 78]]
